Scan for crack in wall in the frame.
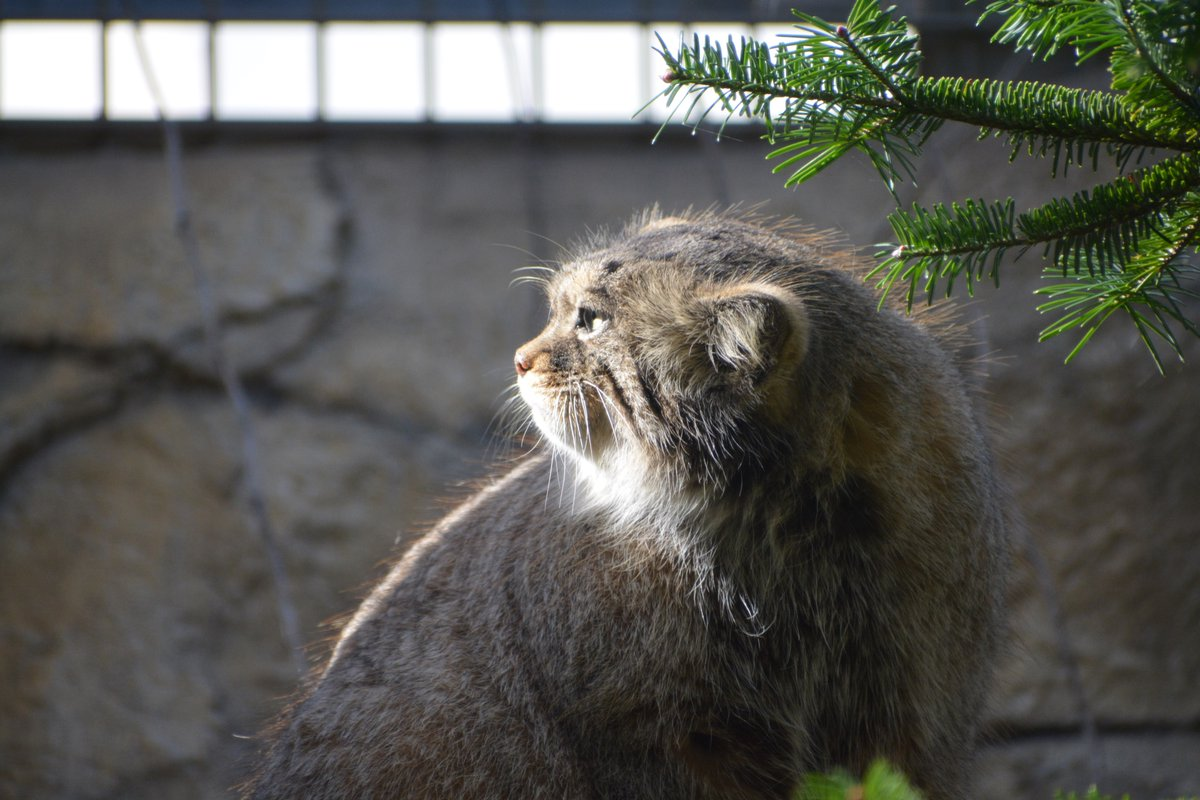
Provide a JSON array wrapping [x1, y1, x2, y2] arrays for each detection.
[[0, 148, 357, 504], [0, 268, 341, 381], [0, 292, 336, 502]]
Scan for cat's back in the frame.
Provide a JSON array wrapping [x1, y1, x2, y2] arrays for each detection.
[[245, 210, 1010, 800], [248, 453, 715, 799]]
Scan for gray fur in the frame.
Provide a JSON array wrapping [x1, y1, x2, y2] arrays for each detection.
[[245, 211, 1010, 800]]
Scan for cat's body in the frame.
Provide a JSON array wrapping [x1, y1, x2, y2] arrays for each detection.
[[246, 212, 1009, 800]]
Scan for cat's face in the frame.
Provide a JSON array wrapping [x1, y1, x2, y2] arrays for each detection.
[[515, 219, 809, 492]]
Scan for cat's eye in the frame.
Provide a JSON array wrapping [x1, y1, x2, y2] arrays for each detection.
[[575, 306, 607, 337]]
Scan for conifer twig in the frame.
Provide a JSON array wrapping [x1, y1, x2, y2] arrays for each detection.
[[1116, 0, 1200, 118], [654, 0, 1200, 367]]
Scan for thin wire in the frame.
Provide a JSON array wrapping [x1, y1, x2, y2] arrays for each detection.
[[128, 18, 306, 677], [1020, 524, 1104, 784], [499, 23, 531, 121], [206, 21, 217, 120], [494, 3, 548, 268], [315, 21, 328, 121], [99, 21, 109, 121], [422, 20, 435, 121]]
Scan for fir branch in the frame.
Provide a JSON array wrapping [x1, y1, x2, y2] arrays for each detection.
[[984, 0, 1200, 138], [1115, 0, 1200, 119], [835, 23, 910, 102], [1023, 152, 1200, 271], [873, 153, 1200, 307], [655, 32, 894, 122], [653, 0, 1200, 366], [979, 0, 1127, 63], [661, 49, 1194, 151], [872, 198, 1021, 307], [1036, 193, 1200, 367], [656, 0, 1196, 195], [912, 77, 1194, 152]]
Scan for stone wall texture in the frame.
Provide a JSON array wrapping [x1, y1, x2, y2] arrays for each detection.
[[1, 119, 1197, 798]]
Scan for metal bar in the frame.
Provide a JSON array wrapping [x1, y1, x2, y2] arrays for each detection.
[[315, 20, 325, 121], [98, 19, 107, 120], [530, 20, 542, 122], [0, 0, 878, 24], [206, 20, 216, 120], [422, 21, 433, 122], [0, 117, 751, 141]]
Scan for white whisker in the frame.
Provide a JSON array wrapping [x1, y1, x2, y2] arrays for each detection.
[[582, 379, 620, 433], [577, 384, 593, 457]]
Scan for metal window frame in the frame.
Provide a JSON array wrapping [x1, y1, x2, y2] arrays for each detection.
[[0, 1, 864, 23], [0, 1, 979, 125]]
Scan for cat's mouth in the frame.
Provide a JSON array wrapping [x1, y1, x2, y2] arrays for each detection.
[[518, 376, 617, 462]]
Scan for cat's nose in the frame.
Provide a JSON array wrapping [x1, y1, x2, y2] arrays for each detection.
[[514, 350, 532, 376]]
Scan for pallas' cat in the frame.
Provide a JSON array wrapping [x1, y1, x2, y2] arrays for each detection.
[[246, 211, 1010, 800]]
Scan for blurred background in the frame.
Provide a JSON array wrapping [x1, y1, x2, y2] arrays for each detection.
[[0, 1, 1197, 798]]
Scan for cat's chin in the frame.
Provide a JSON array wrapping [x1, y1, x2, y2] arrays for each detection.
[[520, 384, 620, 464], [555, 444, 707, 528], [527, 415, 615, 467]]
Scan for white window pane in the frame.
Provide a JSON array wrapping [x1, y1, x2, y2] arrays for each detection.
[[755, 23, 800, 46], [541, 24, 640, 123], [430, 23, 522, 122], [1, 22, 101, 119], [215, 22, 317, 120], [106, 22, 209, 120], [324, 23, 424, 121]]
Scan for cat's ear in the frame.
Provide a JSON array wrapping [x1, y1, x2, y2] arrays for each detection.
[[698, 284, 807, 384]]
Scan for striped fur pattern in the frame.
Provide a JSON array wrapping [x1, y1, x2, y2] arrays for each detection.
[[245, 211, 1010, 800]]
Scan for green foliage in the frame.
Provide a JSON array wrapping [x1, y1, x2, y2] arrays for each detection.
[[1051, 789, 1200, 800], [791, 768, 1198, 800], [1055, 790, 1132, 800], [655, 0, 1200, 369], [795, 759, 924, 800]]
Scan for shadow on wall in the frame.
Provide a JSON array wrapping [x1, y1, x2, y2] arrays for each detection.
[[0, 120, 1198, 800]]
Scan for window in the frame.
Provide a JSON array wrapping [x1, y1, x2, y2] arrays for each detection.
[[0, 2, 844, 123]]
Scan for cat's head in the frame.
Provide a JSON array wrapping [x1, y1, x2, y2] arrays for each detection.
[[514, 214, 812, 500]]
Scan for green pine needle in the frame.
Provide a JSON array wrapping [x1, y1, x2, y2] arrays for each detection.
[[653, 0, 1200, 368]]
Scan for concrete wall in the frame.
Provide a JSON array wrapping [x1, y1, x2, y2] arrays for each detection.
[[1, 119, 1197, 799]]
